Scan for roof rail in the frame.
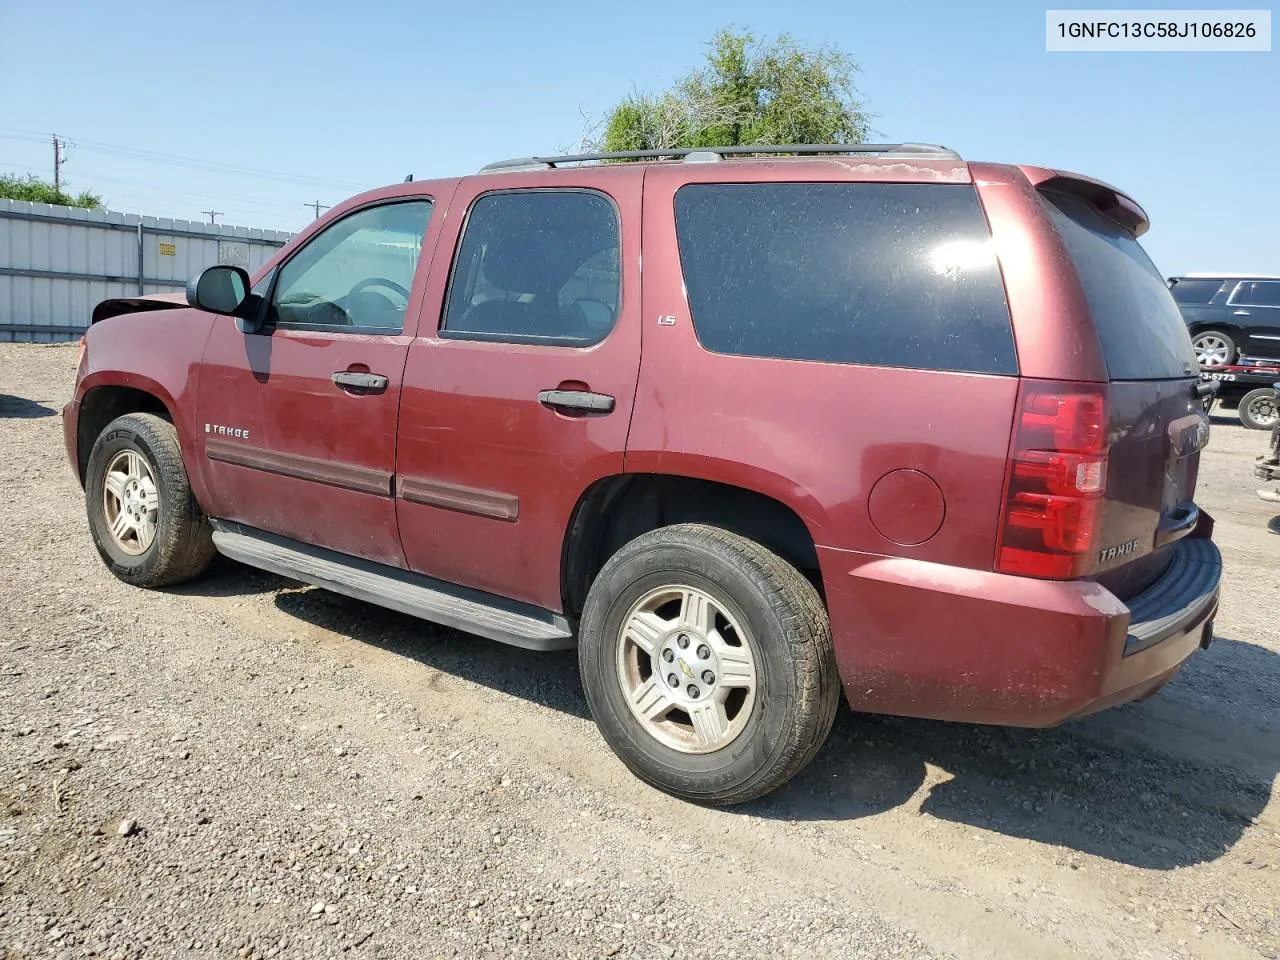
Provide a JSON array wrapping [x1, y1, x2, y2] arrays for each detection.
[[1178, 272, 1280, 280], [478, 142, 960, 173]]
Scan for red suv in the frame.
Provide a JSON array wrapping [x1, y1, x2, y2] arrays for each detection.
[[63, 143, 1222, 804]]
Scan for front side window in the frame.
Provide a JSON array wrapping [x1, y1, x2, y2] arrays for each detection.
[[1232, 280, 1280, 307], [673, 182, 1017, 375], [271, 201, 433, 333], [441, 190, 620, 344]]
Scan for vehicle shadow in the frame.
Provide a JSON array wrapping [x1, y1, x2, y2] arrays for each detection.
[[164, 554, 299, 598], [0, 394, 57, 419], [754, 634, 1278, 870], [272, 586, 591, 720], [213, 569, 1275, 871]]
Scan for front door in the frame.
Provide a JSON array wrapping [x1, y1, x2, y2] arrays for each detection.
[[196, 196, 439, 567], [395, 170, 644, 610]]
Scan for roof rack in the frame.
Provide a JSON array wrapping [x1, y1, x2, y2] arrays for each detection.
[[478, 142, 960, 173]]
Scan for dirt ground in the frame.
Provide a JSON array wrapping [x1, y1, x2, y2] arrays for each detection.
[[1, 342, 1276, 960]]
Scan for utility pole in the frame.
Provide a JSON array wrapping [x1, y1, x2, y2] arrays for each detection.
[[304, 200, 329, 219], [52, 135, 66, 193], [201, 210, 223, 225]]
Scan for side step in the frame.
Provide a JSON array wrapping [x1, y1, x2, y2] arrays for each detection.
[[209, 521, 575, 652]]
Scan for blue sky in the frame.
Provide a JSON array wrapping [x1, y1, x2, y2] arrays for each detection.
[[1, 0, 1275, 275]]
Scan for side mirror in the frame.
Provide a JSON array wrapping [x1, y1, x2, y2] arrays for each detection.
[[187, 265, 250, 316]]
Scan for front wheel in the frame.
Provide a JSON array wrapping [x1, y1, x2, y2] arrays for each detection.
[[578, 524, 840, 805], [1192, 329, 1237, 367], [84, 413, 216, 587], [1239, 388, 1280, 430]]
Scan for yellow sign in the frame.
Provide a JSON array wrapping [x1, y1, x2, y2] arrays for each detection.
[[158, 242, 176, 256]]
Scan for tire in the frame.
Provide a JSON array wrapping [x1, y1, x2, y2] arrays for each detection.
[[1191, 329, 1237, 367], [1238, 388, 1280, 431], [578, 523, 840, 805], [84, 412, 216, 587]]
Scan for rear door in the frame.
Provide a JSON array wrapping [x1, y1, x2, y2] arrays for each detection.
[[1040, 191, 1207, 597], [394, 170, 643, 611], [1227, 280, 1280, 360]]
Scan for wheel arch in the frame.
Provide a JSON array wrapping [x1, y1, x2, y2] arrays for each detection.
[[1188, 322, 1238, 337], [76, 382, 176, 484], [560, 472, 824, 619]]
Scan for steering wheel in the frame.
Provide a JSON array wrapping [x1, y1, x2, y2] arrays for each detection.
[[348, 277, 410, 300]]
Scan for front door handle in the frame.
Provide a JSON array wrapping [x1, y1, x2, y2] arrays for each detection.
[[537, 389, 615, 414], [332, 371, 389, 392], [1233, 309, 1251, 316]]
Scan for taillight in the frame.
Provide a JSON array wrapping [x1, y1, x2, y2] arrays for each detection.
[[996, 380, 1109, 579], [77, 335, 86, 367]]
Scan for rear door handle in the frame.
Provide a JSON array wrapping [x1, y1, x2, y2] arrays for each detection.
[[332, 371, 389, 392], [1233, 309, 1251, 316], [537, 389, 615, 414]]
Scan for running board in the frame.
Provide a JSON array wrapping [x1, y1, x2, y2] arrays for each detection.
[[209, 521, 575, 651]]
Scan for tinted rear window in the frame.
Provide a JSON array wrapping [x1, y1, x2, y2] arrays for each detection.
[[1044, 192, 1197, 380], [1169, 278, 1224, 304], [673, 183, 1017, 375]]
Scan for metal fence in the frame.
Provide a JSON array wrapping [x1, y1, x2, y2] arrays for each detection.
[[0, 199, 292, 341]]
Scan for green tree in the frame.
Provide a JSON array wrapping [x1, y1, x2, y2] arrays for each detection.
[[0, 173, 102, 209], [601, 29, 870, 153]]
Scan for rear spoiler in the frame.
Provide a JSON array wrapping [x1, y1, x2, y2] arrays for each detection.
[[91, 292, 188, 326], [1018, 166, 1150, 237]]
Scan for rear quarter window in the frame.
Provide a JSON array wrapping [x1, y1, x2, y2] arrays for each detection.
[[1169, 278, 1226, 304], [1043, 192, 1197, 380], [673, 182, 1017, 375]]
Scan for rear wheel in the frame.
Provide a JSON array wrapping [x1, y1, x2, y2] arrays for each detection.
[[578, 524, 839, 805], [1192, 329, 1237, 367], [85, 413, 216, 586], [1239, 388, 1279, 430]]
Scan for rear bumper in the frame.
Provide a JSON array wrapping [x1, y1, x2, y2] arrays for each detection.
[[820, 532, 1221, 726]]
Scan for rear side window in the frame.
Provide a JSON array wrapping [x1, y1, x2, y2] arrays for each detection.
[[441, 190, 620, 345], [1043, 193, 1197, 380], [672, 183, 1016, 375], [1231, 280, 1280, 307], [1169, 278, 1225, 304]]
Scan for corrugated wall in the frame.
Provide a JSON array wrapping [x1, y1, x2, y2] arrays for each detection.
[[0, 199, 292, 342]]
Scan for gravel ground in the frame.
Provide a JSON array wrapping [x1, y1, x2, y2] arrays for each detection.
[[1, 342, 1277, 960]]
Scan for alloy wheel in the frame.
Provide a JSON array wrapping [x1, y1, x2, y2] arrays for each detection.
[[1193, 334, 1231, 367], [615, 584, 758, 754], [102, 450, 160, 555]]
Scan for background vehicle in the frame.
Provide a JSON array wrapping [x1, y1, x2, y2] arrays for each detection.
[[63, 145, 1221, 805], [1169, 273, 1280, 366], [1201, 360, 1280, 429]]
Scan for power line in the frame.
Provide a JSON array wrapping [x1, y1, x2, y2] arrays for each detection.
[[201, 210, 223, 225], [0, 127, 368, 191], [304, 200, 330, 219], [0, 162, 325, 211]]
